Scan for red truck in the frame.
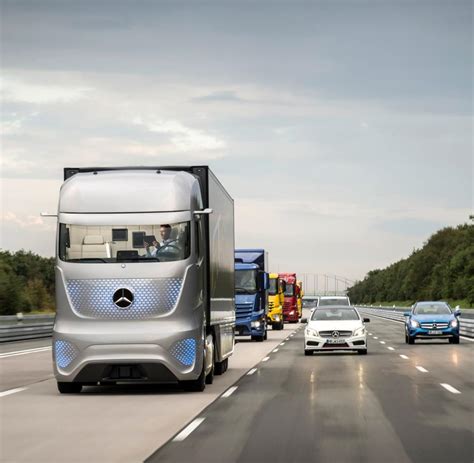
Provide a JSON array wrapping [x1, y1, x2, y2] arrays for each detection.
[[279, 273, 299, 323]]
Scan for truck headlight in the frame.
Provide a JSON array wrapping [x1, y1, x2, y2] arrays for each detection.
[[410, 319, 420, 328], [251, 321, 261, 328], [306, 328, 318, 337], [353, 326, 365, 337], [450, 319, 458, 328], [289, 310, 295, 315], [274, 315, 280, 322]]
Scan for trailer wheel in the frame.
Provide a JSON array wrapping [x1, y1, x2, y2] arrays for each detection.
[[57, 382, 82, 394]]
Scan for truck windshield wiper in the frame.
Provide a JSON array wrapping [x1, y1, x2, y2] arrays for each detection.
[[235, 287, 255, 294]]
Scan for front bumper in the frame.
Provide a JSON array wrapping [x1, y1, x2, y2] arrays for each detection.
[[408, 326, 459, 339], [53, 326, 204, 383], [304, 334, 367, 351]]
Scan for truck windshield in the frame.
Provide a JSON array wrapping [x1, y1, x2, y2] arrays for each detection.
[[235, 270, 257, 294], [59, 222, 190, 263], [268, 278, 278, 295], [284, 284, 295, 297]]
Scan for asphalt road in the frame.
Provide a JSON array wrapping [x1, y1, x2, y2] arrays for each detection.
[[0, 323, 298, 463], [147, 315, 473, 463]]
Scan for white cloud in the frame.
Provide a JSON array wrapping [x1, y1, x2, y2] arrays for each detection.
[[132, 117, 226, 153], [0, 77, 92, 104]]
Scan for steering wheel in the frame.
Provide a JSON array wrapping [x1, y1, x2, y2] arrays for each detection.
[[156, 242, 180, 255]]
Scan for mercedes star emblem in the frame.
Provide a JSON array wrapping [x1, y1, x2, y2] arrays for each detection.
[[332, 330, 340, 338], [113, 288, 134, 309]]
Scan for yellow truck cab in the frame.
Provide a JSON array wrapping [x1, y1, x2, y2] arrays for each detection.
[[296, 280, 304, 319], [267, 273, 285, 330]]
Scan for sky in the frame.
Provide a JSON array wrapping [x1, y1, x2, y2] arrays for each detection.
[[0, 0, 472, 289]]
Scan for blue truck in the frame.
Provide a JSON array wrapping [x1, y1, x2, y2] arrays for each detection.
[[234, 249, 269, 342]]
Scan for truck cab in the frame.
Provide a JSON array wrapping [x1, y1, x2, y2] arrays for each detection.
[[267, 273, 285, 330], [234, 249, 269, 342], [279, 273, 299, 323]]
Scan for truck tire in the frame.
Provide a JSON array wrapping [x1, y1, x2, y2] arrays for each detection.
[[214, 358, 226, 375], [264, 330, 268, 341], [181, 362, 206, 392], [251, 335, 264, 342], [279, 321, 284, 330], [57, 382, 82, 394], [272, 323, 277, 330]]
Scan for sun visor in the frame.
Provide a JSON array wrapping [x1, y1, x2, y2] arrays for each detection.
[[59, 211, 191, 225]]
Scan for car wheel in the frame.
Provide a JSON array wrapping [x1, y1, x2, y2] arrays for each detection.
[[357, 349, 368, 355], [408, 336, 415, 345], [57, 382, 82, 394], [449, 336, 460, 344], [304, 349, 312, 356]]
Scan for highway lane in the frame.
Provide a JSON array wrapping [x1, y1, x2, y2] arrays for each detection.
[[0, 324, 298, 463], [148, 316, 473, 463]]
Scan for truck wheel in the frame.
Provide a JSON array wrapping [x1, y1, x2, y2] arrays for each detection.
[[181, 363, 206, 392], [214, 358, 225, 375], [251, 335, 264, 342], [205, 357, 214, 385], [272, 323, 277, 330], [264, 330, 268, 341], [57, 382, 82, 394], [279, 321, 284, 330]]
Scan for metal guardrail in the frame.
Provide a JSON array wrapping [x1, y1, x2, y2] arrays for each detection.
[[0, 314, 55, 342], [357, 306, 474, 339]]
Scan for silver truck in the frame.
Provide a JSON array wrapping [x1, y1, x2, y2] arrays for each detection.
[[53, 166, 235, 393]]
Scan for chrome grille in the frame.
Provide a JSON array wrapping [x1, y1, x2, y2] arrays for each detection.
[[66, 278, 182, 320], [420, 323, 449, 329], [319, 330, 353, 337]]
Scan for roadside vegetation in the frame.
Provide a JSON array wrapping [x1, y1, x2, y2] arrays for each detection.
[[348, 224, 474, 308], [0, 250, 55, 315]]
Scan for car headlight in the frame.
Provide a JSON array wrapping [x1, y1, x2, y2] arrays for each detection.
[[306, 328, 318, 337], [450, 319, 458, 328], [353, 326, 365, 337], [410, 319, 420, 328]]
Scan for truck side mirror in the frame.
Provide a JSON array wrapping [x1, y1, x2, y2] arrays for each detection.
[[279, 279, 286, 292], [257, 272, 266, 290], [301, 318, 308, 324], [193, 208, 213, 216], [454, 308, 461, 317]]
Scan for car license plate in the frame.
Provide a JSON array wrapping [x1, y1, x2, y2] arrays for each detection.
[[428, 330, 442, 335], [326, 338, 346, 344]]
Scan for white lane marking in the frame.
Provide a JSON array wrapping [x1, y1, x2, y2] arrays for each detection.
[[273, 349, 279, 353], [281, 342, 286, 345], [380, 341, 386, 345], [440, 383, 461, 394], [368, 333, 373, 336], [400, 354, 409, 359], [416, 366, 428, 373], [387, 347, 395, 351], [247, 368, 257, 376], [0, 387, 27, 398], [262, 356, 270, 362], [373, 337, 379, 340], [221, 386, 238, 398], [0, 346, 52, 359], [172, 418, 206, 442]]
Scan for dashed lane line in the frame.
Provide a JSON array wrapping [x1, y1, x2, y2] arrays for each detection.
[[379, 341, 386, 345], [221, 386, 238, 398], [172, 418, 206, 442], [247, 368, 257, 376], [273, 349, 279, 353], [440, 383, 461, 394], [387, 347, 395, 351], [0, 387, 27, 398], [416, 366, 428, 373], [262, 356, 270, 362], [400, 355, 409, 359]]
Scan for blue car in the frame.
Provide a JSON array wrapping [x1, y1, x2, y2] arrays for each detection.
[[404, 301, 461, 344]]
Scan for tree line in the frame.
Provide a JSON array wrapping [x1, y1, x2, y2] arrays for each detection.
[[347, 224, 474, 306], [0, 250, 55, 315]]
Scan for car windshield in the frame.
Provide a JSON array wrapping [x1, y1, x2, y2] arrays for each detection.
[[318, 298, 349, 306], [235, 270, 257, 294], [59, 222, 190, 263], [284, 283, 295, 297], [413, 303, 451, 315], [312, 308, 360, 321], [268, 278, 278, 295]]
